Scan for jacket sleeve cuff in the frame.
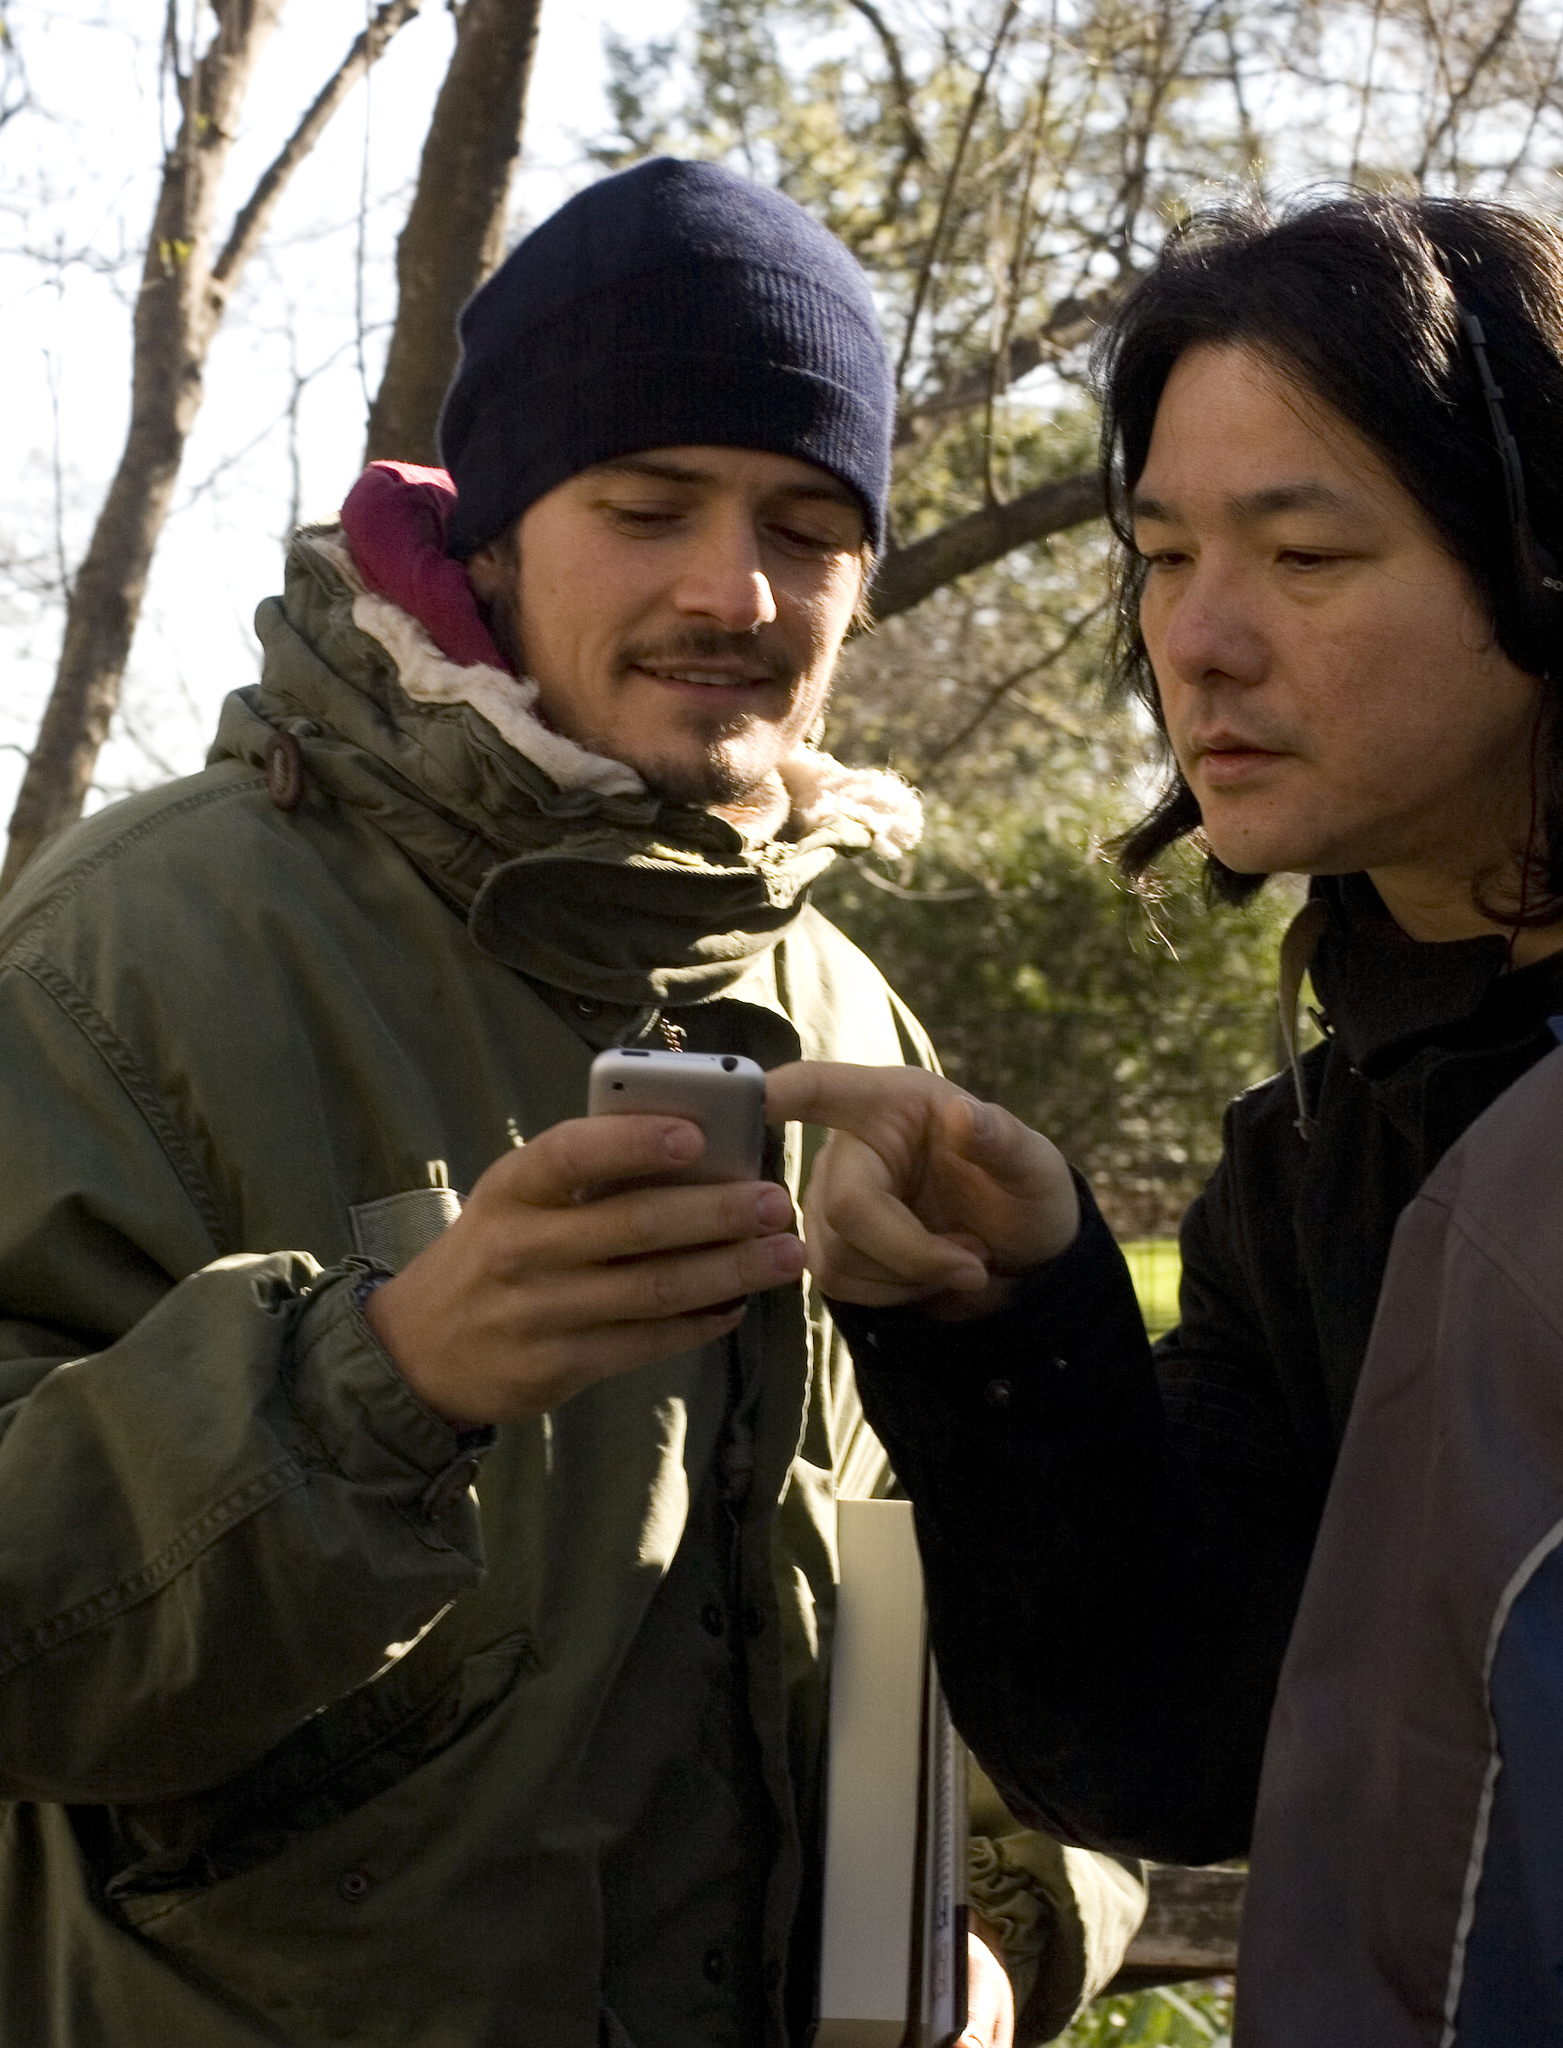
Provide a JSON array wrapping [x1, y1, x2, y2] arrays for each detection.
[[831, 1177, 1156, 1436], [286, 1265, 497, 1532]]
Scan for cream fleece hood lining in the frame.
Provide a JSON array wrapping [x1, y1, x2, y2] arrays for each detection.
[[307, 532, 923, 861]]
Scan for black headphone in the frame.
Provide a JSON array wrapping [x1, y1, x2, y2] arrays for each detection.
[[1460, 308, 1563, 660]]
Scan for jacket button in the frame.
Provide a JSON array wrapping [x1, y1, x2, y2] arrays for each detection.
[[983, 1377, 1013, 1409], [338, 1867, 374, 1902], [570, 994, 601, 1020], [700, 1602, 725, 1636], [702, 1945, 726, 1984], [265, 731, 304, 810], [742, 1605, 764, 1637]]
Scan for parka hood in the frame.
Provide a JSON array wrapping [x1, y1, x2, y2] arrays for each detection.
[[214, 527, 922, 1007]]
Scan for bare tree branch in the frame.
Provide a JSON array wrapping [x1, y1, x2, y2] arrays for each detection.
[[894, 0, 1023, 396], [1414, 0, 1525, 182], [842, 0, 926, 222], [213, 0, 423, 295], [1498, 12, 1563, 189], [869, 467, 1106, 620], [1347, 0, 1386, 184], [981, 49, 1056, 504], [1413, 0, 1457, 170], [1113, 0, 1228, 274], [364, 0, 542, 466], [1221, 14, 1261, 178], [895, 283, 1127, 448], [172, 330, 367, 512], [0, 0, 33, 133], [43, 345, 70, 603], [913, 599, 1109, 779]]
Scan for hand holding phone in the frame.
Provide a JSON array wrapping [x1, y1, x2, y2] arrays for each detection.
[[360, 1057, 798, 1428]]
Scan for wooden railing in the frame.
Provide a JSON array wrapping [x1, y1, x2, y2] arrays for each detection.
[[1105, 1864, 1245, 1992]]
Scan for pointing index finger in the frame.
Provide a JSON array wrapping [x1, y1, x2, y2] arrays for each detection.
[[765, 1060, 952, 1135]]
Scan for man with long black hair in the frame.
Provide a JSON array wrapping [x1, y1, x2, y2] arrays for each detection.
[[769, 193, 1563, 2039]]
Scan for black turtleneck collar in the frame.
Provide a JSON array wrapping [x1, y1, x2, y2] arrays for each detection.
[[1307, 874, 1563, 1073]]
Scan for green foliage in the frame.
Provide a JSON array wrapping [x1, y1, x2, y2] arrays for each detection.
[[815, 807, 1292, 1235], [1061, 1979, 1234, 2046]]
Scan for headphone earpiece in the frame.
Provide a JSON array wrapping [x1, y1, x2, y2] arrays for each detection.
[[1460, 309, 1563, 655]]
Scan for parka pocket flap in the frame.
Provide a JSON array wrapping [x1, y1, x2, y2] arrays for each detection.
[[103, 1625, 539, 1915], [350, 1187, 462, 1271]]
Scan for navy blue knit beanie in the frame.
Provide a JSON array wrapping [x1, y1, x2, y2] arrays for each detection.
[[438, 157, 893, 558]]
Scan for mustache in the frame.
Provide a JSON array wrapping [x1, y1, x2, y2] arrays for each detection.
[[1188, 724, 1298, 756], [618, 628, 796, 686]]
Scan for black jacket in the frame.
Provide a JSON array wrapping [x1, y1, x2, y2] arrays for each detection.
[[844, 878, 1563, 1864]]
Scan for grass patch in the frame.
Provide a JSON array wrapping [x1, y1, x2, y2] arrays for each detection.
[[1121, 1238, 1181, 1338]]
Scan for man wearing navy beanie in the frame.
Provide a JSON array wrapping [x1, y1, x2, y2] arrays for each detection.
[[0, 157, 1142, 2048], [439, 157, 894, 560]]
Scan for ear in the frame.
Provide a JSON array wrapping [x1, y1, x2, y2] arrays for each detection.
[[465, 543, 506, 605]]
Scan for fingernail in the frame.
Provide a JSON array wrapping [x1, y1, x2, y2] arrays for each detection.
[[965, 1098, 995, 1144], [768, 1234, 807, 1276], [662, 1122, 701, 1162], [756, 1185, 793, 1229]]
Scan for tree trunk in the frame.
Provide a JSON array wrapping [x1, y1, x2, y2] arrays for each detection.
[[364, 0, 543, 467], [0, 0, 422, 895]]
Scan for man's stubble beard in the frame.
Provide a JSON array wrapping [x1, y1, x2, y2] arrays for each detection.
[[561, 676, 821, 814], [612, 716, 792, 812], [482, 582, 824, 810]]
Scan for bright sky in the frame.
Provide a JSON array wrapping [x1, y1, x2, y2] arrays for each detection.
[[0, 0, 685, 820]]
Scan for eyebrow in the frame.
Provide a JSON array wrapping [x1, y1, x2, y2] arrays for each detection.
[[592, 457, 861, 510], [595, 458, 713, 486], [1131, 481, 1356, 524]]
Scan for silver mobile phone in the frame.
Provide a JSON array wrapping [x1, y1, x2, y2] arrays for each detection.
[[587, 1049, 766, 1185]]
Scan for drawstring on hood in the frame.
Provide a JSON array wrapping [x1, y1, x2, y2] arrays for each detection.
[[1278, 898, 1330, 1141]]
